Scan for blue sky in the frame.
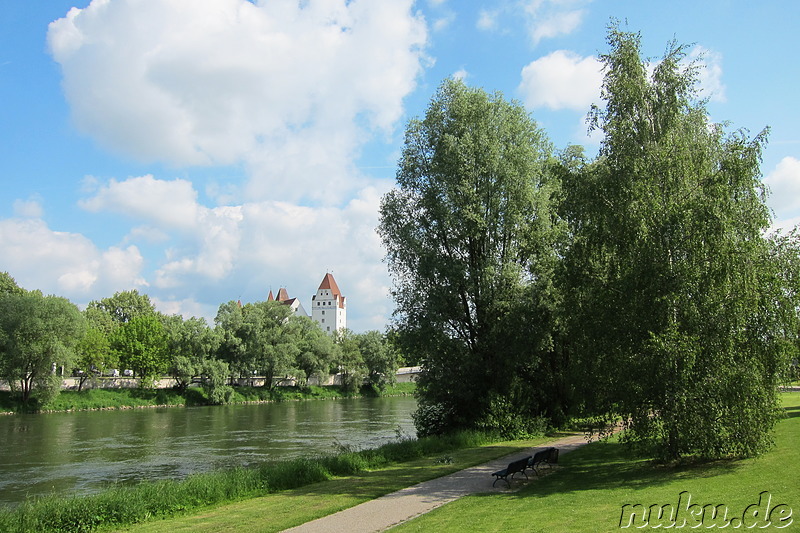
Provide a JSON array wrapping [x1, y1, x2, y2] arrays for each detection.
[[1, 0, 799, 332]]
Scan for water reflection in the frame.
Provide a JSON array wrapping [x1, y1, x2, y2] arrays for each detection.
[[0, 396, 416, 506]]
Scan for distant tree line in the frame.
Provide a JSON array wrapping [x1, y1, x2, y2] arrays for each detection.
[[378, 24, 800, 461], [0, 272, 399, 408]]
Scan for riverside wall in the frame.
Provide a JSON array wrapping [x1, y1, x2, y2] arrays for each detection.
[[0, 367, 421, 391]]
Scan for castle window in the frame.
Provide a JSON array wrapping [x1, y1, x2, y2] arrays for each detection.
[[322, 310, 325, 315]]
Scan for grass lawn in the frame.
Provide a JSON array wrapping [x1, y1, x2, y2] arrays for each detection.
[[392, 391, 800, 532], [110, 436, 555, 533]]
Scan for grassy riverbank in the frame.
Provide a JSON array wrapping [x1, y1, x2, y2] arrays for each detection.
[[0, 382, 416, 414], [392, 391, 800, 532], [118, 391, 798, 533], [0, 429, 542, 533]]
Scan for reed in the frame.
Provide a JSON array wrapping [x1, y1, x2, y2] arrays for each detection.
[[0, 429, 496, 533]]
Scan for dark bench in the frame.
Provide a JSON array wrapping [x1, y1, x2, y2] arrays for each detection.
[[491, 456, 531, 487], [527, 447, 558, 476]]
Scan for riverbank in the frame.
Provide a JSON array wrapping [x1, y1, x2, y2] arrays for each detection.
[[0, 429, 530, 533], [0, 382, 416, 415], [114, 391, 800, 533]]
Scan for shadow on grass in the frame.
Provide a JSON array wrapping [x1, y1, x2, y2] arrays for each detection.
[[289, 444, 526, 502], [463, 439, 747, 503], [783, 405, 800, 418]]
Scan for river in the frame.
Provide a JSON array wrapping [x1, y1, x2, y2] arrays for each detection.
[[0, 396, 417, 507]]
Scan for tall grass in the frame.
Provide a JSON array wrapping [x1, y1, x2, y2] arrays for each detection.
[[0, 430, 495, 533]]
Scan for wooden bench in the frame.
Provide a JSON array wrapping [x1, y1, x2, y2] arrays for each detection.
[[491, 456, 531, 487], [527, 447, 558, 476]]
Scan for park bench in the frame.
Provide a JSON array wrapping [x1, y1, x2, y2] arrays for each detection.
[[526, 447, 558, 476], [491, 456, 532, 487]]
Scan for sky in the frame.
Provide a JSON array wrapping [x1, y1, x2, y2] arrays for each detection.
[[1, 0, 799, 332]]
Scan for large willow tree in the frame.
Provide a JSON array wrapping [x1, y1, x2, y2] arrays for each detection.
[[379, 78, 564, 436], [562, 26, 795, 459]]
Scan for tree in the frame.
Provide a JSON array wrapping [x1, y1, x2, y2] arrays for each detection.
[[110, 314, 169, 386], [334, 329, 364, 392], [200, 359, 234, 405], [163, 315, 219, 393], [86, 290, 156, 325], [215, 301, 248, 380], [215, 300, 298, 388], [359, 330, 399, 390], [73, 326, 115, 391], [292, 315, 336, 387], [0, 272, 24, 295], [379, 78, 563, 436], [562, 24, 791, 459], [0, 291, 85, 405]]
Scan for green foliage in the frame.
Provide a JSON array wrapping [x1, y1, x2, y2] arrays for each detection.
[[292, 316, 337, 386], [215, 300, 300, 388], [334, 329, 365, 392], [562, 23, 791, 460], [163, 315, 220, 393], [0, 291, 85, 405], [379, 77, 564, 436], [86, 289, 156, 325], [0, 271, 24, 295], [359, 330, 399, 390], [109, 314, 169, 386], [200, 359, 233, 405], [73, 327, 115, 391]]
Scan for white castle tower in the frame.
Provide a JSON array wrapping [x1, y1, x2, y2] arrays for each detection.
[[311, 273, 346, 333]]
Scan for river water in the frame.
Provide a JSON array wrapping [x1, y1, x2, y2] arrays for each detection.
[[0, 396, 417, 507]]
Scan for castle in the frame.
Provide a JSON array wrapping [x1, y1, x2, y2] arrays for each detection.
[[267, 273, 346, 333]]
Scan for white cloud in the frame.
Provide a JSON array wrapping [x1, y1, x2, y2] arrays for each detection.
[[13, 196, 44, 218], [764, 156, 800, 221], [477, 9, 499, 31], [79, 175, 200, 231], [524, 0, 591, 46], [688, 45, 726, 103], [0, 217, 146, 299], [453, 68, 469, 81], [519, 50, 602, 111], [77, 174, 391, 331], [433, 13, 455, 32], [48, 0, 428, 204]]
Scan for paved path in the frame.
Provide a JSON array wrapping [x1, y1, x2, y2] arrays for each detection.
[[283, 433, 588, 533]]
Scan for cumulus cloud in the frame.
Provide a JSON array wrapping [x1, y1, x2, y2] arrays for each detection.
[[524, 0, 591, 46], [519, 50, 602, 111], [764, 156, 800, 221], [48, 0, 427, 204], [79, 175, 200, 231], [78, 174, 391, 331], [0, 217, 146, 299], [13, 196, 44, 218]]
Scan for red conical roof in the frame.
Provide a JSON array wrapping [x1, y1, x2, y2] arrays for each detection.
[[318, 273, 342, 296]]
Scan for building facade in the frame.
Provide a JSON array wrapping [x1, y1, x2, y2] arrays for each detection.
[[311, 273, 346, 333]]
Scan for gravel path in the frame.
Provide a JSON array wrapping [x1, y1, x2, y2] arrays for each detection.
[[283, 433, 588, 533]]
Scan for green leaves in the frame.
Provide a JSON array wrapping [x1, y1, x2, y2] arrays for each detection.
[[110, 314, 169, 386], [0, 291, 84, 404], [380, 78, 564, 435], [564, 24, 786, 460]]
